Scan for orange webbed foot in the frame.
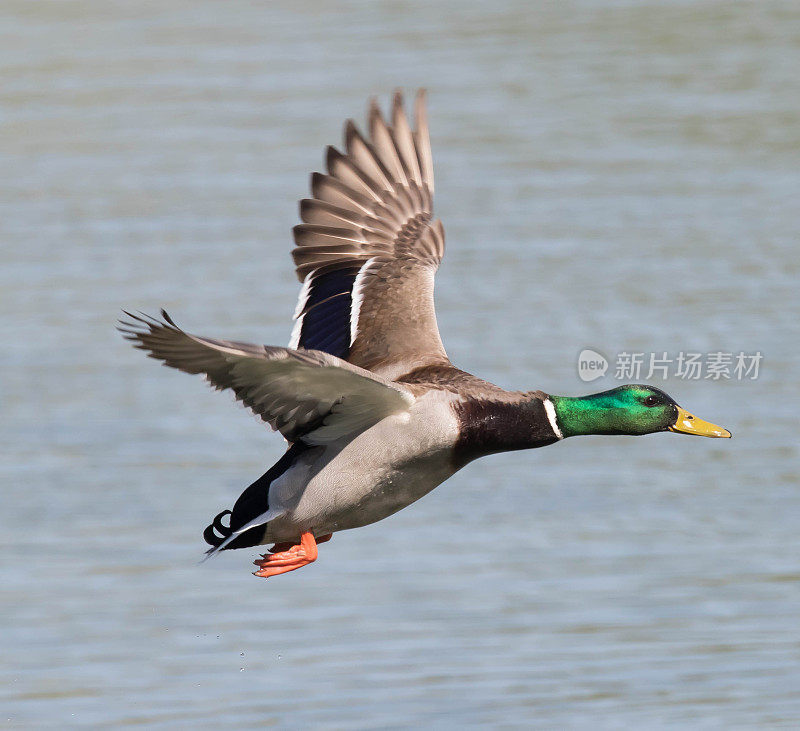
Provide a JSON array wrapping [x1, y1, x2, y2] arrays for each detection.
[[252, 532, 330, 579]]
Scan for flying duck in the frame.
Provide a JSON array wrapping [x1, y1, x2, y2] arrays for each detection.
[[119, 90, 730, 580]]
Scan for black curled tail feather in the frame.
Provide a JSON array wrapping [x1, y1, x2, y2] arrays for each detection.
[[203, 509, 232, 548], [202, 443, 309, 553]]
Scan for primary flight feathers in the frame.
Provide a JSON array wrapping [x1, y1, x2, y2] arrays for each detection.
[[118, 310, 414, 446], [290, 89, 447, 376]]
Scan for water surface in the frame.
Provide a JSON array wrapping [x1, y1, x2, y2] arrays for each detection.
[[2, 1, 799, 727]]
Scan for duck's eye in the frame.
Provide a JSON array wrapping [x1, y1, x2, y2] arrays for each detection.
[[643, 395, 660, 407]]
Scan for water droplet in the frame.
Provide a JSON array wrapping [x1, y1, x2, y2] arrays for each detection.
[[277, 654, 282, 660], [239, 667, 244, 672]]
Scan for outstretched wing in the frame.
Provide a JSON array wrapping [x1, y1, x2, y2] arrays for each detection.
[[290, 89, 448, 379], [119, 311, 414, 445]]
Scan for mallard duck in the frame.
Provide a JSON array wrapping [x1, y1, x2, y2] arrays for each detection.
[[119, 90, 730, 580]]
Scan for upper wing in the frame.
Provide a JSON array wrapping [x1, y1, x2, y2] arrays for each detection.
[[290, 89, 449, 379], [119, 311, 414, 445]]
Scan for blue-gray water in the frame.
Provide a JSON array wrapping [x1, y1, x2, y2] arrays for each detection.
[[2, 1, 799, 727]]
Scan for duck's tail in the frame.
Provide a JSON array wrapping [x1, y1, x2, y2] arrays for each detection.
[[201, 443, 308, 559], [203, 509, 232, 547]]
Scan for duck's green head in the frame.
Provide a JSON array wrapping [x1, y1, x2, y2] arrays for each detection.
[[550, 385, 731, 439]]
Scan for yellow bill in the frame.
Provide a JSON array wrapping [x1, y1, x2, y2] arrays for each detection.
[[669, 406, 731, 438]]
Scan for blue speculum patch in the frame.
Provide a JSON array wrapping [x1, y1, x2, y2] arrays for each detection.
[[298, 268, 359, 358]]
